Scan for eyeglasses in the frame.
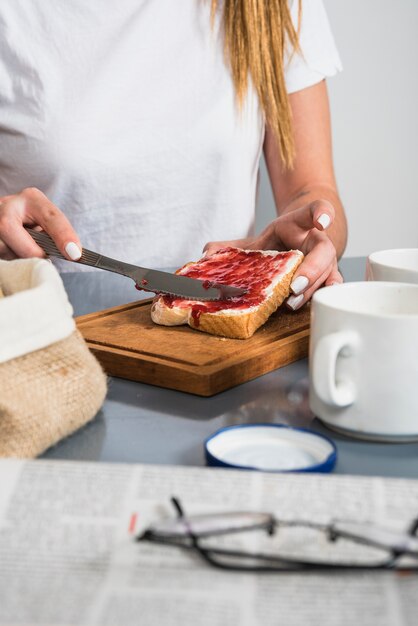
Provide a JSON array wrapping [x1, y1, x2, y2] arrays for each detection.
[[136, 497, 418, 572]]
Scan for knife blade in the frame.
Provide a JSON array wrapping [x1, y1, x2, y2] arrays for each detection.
[[27, 228, 247, 301]]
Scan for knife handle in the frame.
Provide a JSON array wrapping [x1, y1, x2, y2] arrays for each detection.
[[26, 228, 138, 278]]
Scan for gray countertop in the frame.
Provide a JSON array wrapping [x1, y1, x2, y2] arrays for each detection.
[[42, 257, 418, 478]]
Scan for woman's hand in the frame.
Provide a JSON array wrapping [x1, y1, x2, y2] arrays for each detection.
[[0, 187, 82, 261], [203, 200, 343, 310]]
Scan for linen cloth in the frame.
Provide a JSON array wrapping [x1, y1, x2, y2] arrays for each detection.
[[0, 259, 106, 457]]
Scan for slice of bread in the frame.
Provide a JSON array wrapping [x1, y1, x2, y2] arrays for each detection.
[[151, 247, 304, 339]]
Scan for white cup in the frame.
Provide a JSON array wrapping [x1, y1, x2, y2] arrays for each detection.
[[366, 249, 418, 284], [309, 281, 418, 441]]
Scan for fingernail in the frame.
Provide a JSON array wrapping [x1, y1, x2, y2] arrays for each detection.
[[287, 294, 304, 310], [290, 275, 309, 295], [65, 242, 82, 261], [317, 213, 331, 230]]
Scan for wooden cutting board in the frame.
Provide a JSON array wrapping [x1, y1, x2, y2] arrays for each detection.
[[76, 299, 310, 396]]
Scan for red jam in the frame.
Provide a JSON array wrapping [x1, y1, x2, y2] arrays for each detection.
[[135, 278, 149, 290], [162, 247, 295, 326]]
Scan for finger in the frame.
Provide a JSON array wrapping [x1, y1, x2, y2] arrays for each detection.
[[203, 237, 255, 256], [287, 261, 342, 311], [286, 262, 329, 311], [0, 239, 18, 260], [0, 195, 13, 204], [324, 267, 343, 287], [0, 203, 46, 258], [289, 238, 336, 296], [289, 265, 342, 309], [287, 267, 331, 310], [23, 188, 82, 260]]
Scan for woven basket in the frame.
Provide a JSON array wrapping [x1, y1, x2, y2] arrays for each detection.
[[0, 258, 107, 458]]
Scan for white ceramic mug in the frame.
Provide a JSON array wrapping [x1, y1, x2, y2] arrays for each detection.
[[309, 282, 418, 441], [366, 249, 418, 284]]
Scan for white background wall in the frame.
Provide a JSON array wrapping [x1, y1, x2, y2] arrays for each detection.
[[256, 0, 418, 257]]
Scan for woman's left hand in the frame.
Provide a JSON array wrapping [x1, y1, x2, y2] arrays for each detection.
[[203, 199, 343, 310]]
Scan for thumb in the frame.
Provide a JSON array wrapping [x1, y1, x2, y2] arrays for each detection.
[[285, 200, 335, 232], [310, 199, 335, 232]]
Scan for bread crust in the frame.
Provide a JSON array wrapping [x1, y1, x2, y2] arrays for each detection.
[[151, 249, 303, 339]]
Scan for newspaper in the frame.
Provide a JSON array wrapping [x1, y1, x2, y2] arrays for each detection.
[[0, 458, 417, 626]]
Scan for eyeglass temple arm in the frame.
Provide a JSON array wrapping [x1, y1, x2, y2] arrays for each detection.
[[408, 517, 418, 536], [327, 520, 418, 559], [171, 496, 185, 519], [170, 496, 201, 550]]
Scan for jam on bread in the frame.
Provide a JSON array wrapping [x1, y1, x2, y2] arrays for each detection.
[[151, 247, 304, 339]]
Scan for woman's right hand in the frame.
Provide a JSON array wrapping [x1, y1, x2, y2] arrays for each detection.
[[0, 187, 82, 261]]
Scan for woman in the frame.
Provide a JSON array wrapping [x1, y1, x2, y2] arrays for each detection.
[[0, 0, 346, 310]]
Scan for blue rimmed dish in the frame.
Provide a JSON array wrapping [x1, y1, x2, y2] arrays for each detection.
[[205, 424, 337, 473]]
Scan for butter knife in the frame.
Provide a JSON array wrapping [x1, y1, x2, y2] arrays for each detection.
[[27, 228, 246, 301]]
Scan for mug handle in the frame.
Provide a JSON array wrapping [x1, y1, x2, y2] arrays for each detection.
[[312, 331, 358, 407]]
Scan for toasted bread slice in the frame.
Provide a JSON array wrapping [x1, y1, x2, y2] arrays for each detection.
[[151, 247, 304, 339]]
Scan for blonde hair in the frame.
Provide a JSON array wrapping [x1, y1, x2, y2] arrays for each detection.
[[212, 0, 301, 168]]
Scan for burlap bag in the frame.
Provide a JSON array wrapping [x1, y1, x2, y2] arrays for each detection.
[[0, 258, 107, 457]]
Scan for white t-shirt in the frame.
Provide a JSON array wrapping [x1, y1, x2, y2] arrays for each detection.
[[0, 0, 341, 270]]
